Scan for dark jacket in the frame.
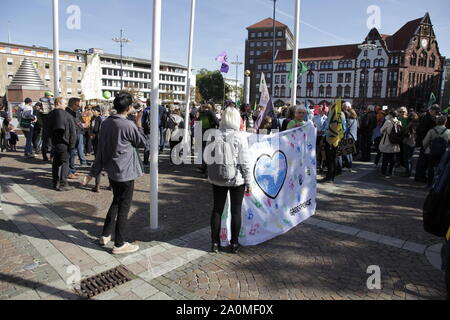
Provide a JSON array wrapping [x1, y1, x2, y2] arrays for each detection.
[[65, 107, 83, 135], [47, 109, 77, 149], [417, 113, 436, 147]]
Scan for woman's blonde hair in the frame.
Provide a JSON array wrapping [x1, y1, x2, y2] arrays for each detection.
[[220, 107, 241, 131]]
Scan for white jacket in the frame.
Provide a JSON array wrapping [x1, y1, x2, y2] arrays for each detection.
[[379, 117, 401, 154]]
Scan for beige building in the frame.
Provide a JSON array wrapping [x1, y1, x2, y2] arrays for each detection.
[[0, 42, 88, 99]]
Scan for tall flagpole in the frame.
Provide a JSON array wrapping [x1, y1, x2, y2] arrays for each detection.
[[291, 0, 300, 106], [183, 0, 196, 145], [150, 0, 161, 230], [52, 0, 60, 97]]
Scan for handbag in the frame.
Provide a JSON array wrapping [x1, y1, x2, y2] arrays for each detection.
[[337, 121, 357, 156], [19, 117, 32, 129]]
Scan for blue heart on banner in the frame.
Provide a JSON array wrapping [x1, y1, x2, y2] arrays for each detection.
[[254, 151, 288, 199]]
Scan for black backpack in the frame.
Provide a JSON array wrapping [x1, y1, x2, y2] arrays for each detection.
[[430, 128, 448, 163], [423, 150, 450, 237], [388, 122, 403, 145]]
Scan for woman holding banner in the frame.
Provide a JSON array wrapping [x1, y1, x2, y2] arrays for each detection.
[[287, 105, 307, 129], [206, 107, 252, 254]]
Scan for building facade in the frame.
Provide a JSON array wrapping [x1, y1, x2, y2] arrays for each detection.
[[0, 43, 193, 105], [245, 18, 294, 105], [247, 13, 444, 110], [0, 42, 87, 98]]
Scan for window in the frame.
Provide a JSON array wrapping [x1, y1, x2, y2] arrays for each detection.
[[319, 74, 325, 83], [307, 72, 314, 83], [276, 41, 281, 47], [338, 73, 344, 83], [250, 33, 256, 38], [257, 42, 261, 46], [319, 86, 325, 97], [345, 73, 352, 83], [306, 88, 313, 97], [327, 74, 333, 83], [45, 63, 50, 69], [7, 58, 13, 65], [67, 65, 72, 71], [429, 54, 436, 68], [336, 85, 343, 97], [249, 59, 254, 65], [307, 62, 316, 70], [277, 31, 283, 37], [419, 51, 427, 67], [373, 86, 382, 98], [257, 32, 262, 37], [280, 75, 286, 84], [250, 42, 255, 47], [274, 86, 280, 97], [256, 50, 261, 56], [344, 85, 351, 98], [364, 50, 368, 57], [297, 85, 301, 97], [264, 32, 269, 37], [67, 88, 72, 95], [361, 59, 370, 68], [8, 72, 14, 80], [275, 75, 280, 84], [280, 86, 286, 97], [378, 49, 382, 56], [326, 85, 332, 97], [410, 52, 417, 66], [373, 70, 383, 83], [263, 42, 267, 47]]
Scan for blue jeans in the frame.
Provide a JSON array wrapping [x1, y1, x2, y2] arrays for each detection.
[[77, 134, 87, 164], [346, 153, 353, 169], [143, 134, 151, 164], [24, 127, 34, 155], [403, 144, 415, 177]]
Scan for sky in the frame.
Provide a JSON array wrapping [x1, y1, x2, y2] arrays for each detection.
[[1, 0, 449, 83]]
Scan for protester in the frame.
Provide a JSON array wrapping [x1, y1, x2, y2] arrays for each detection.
[[82, 91, 146, 255], [39, 92, 55, 162], [415, 105, 441, 183], [379, 111, 402, 178], [372, 106, 386, 167], [66, 98, 87, 179], [359, 105, 378, 162], [206, 107, 252, 254], [281, 106, 295, 132], [142, 100, 152, 166], [32, 102, 43, 155], [422, 115, 450, 186], [167, 106, 185, 164], [198, 104, 220, 173], [1, 107, 11, 152], [47, 97, 77, 191], [345, 109, 358, 172], [402, 112, 419, 178], [19, 98, 37, 158], [257, 116, 273, 134], [287, 105, 307, 129], [82, 105, 94, 156], [90, 104, 110, 193]]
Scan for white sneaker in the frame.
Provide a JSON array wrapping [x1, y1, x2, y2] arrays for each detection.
[[112, 242, 139, 255], [99, 235, 111, 246]]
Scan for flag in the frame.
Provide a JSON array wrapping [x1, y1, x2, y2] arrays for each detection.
[[288, 59, 309, 89], [255, 72, 277, 130], [325, 97, 345, 148], [215, 51, 229, 73], [428, 92, 436, 107]]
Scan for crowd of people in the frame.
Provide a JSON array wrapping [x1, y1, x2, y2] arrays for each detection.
[[1, 94, 450, 258]]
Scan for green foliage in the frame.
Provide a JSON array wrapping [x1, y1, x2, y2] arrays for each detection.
[[196, 69, 231, 104]]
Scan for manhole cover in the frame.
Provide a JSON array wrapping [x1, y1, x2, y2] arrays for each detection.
[[76, 265, 134, 299]]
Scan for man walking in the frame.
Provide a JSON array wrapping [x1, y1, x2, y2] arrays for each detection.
[[47, 97, 77, 191], [66, 98, 87, 179], [40, 91, 55, 161], [82, 91, 146, 254]]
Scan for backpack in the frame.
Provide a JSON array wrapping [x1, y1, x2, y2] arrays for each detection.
[[423, 150, 450, 237], [143, 109, 151, 135], [166, 115, 177, 131], [430, 128, 448, 163], [207, 134, 239, 182], [199, 112, 212, 130], [388, 122, 403, 145]]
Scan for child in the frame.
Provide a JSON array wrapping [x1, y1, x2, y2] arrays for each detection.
[[1, 117, 11, 151], [8, 128, 19, 152]]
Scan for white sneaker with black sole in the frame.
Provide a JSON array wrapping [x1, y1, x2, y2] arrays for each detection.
[[112, 242, 139, 255]]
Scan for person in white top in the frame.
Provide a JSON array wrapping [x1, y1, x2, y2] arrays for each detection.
[[19, 98, 37, 158]]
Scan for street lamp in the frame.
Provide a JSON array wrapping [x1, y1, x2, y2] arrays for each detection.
[[113, 29, 131, 90], [358, 43, 378, 109], [231, 56, 243, 103]]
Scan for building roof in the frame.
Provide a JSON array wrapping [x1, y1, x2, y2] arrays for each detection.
[[100, 52, 187, 69], [382, 17, 422, 51], [0, 41, 83, 56], [247, 18, 287, 30], [260, 44, 360, 63]]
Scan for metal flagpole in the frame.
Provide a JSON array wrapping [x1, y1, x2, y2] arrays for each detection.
[[271, 0, 277, 96], [52, 0, 60, 97], [291, 0, 301, 106], [150, 0, 162, 230], [231, 56, 243, 103], [183, 0, 196, 145]]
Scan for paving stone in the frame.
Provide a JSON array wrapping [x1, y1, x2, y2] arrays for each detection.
[[378, 236, 406, 249], [356, 231, 382, 242], [402, 241, 427, 255], [131, 282, 160, 299]]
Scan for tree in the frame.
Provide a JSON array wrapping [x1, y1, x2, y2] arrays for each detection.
[[196, 69, 231, 104], [123, 85, 143, 103]]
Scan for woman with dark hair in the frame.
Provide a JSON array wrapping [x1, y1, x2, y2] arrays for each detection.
[[402, 112, 419, 178], [82, 91, 146, 255], [257, 116, 273, 134], [32, 102, 43, 154]]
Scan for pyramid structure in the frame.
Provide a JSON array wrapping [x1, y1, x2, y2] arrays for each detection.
[[7, 58, 49, 103]]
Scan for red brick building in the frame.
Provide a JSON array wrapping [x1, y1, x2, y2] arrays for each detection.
[[246, 13, 445, 110]]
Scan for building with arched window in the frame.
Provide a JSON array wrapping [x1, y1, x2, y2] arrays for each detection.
[[245, 13, 443, 109]]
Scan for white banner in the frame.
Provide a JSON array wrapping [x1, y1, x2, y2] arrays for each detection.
[[220, 121, 318, 246]]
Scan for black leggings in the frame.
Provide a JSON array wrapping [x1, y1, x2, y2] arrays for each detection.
[[324, 141, 337, 181], [103, 179, 135, 247], [211, 184, 245, 245]]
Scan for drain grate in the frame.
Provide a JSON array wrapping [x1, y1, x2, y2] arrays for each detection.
[[76, 265, 134, 299]]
